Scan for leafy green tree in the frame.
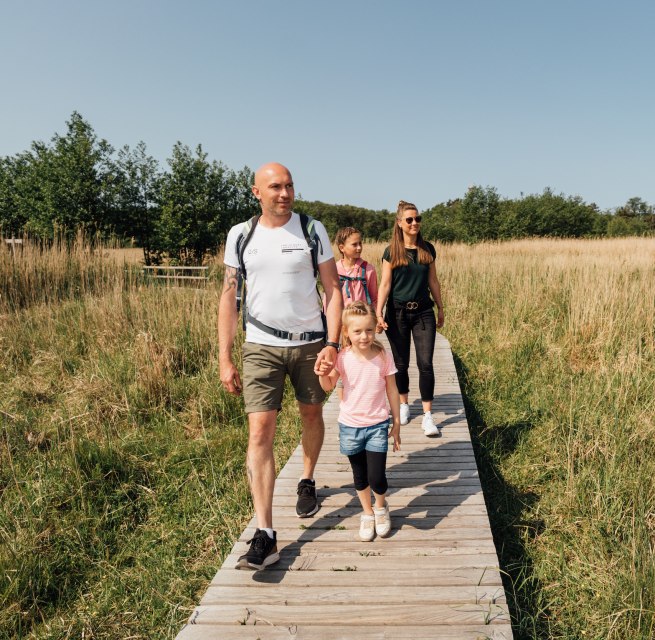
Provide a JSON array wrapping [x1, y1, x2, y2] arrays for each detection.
[[45, 112, 114, 236], [422, 199, 464, 242], [616, 197, 654, 232], [0, 156, 26, 236], [459, 186, 501, 242], [496, 189, 599, 238], [113, 142, 161, 263], [606, 214, 648, 237], [617, 196, 652, 217], [294, 200, 393, 241], [6, 112, 115, 240], [226, 165, 259, 232], [156, 144, 254, 263]]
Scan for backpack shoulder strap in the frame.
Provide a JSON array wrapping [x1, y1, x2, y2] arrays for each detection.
[[299, 212, 321, 278], [360, 260, 371, 304], [236, 214, 260, 278], [235, 214, 260, 328]]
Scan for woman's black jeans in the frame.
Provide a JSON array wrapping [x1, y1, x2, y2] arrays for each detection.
[[385, 305, 436, 402]]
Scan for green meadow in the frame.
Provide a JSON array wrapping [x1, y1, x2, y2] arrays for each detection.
[[1, 237, 654, 639]]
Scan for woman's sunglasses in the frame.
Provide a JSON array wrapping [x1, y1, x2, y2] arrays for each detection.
[[403, 216, 422, 224]]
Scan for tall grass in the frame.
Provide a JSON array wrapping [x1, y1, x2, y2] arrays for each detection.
[[0, 234, 142, 314], [2, 236, 654, 638], [0, 245, 300, 639], [431, 237, 655, 638]]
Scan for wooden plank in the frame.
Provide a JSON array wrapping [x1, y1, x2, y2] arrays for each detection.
[[144, 274, 208, 280], [221, 551, 501, 572], [242, 514, 493, 530], [177, 624, 514, 639], [281, 464, 481, 475], [200, 585, 506, 605], [227, 540, 501, 559], [271, 492, 487, 508], [142, 265, 208, 270], [238, 528, 496, 543], [210, 565, 505, 587], [272, 485, 485, 497], [186, 603, 510, 626], [237, 503, 491, 517]]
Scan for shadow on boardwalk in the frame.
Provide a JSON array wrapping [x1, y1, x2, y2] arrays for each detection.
[[249, 439, 476, 584]]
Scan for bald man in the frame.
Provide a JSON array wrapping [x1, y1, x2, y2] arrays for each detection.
[[218, 162, 342, 570]]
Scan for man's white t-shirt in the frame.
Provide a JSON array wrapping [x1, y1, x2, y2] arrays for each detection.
[[223, 212, 333, 347]]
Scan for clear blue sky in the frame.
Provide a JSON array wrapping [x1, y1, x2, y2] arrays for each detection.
[[1, 0, 653, 212]]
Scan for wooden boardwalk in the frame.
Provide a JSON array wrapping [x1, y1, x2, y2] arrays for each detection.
[[176, 334, 513, 639]]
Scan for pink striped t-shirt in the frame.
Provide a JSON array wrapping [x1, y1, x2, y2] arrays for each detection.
[[335, 348, 397, 427]]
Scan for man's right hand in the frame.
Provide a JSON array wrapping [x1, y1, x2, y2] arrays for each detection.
[[220, 361, 243, 395]]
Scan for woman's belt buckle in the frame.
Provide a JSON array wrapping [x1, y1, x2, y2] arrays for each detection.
[[405, 301, 419, 310]]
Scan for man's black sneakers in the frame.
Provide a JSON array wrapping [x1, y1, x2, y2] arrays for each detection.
[[235, 529, 280, 570], [296, 479, 319, 517]]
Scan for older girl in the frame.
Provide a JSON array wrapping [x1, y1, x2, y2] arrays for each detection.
[[334, 227, 378, 308]]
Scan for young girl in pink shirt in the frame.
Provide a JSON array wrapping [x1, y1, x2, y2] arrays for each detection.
[[315, 302, 401, 541]]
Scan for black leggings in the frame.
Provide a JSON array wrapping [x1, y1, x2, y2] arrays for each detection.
[[348, 450, 388, 495], [385, 306, 436, 401]]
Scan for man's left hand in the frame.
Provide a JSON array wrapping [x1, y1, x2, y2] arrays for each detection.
[[315, 345, 337, 375]]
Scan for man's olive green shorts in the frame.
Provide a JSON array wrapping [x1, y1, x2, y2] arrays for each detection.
[[242, 341, 326, 414]]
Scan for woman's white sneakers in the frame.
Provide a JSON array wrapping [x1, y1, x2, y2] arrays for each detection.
[[422, 412, 440, 436], [400, 403, 440, 435]]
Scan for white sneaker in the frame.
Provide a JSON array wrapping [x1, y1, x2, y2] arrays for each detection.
[[359, 514, 375, 541], [399, 403, 410, 425], [373, 503, 391, 538], [422, 412, 439, 436]]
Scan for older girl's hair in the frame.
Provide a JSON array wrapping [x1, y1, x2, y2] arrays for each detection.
[[388, 200, 433, 268], [341, 301, 385, 355], [334, 227, 361, 257]]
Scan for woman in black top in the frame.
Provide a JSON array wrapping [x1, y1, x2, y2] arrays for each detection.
[[376, 200, 445, 436]]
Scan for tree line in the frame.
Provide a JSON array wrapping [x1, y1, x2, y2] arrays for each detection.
[[0, 112, 258, 264], [422, 186, 654, 243], [1, 113, 652, 264]]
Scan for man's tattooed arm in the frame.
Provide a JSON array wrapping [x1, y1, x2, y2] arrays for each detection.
[[221, 265, 238, 294]]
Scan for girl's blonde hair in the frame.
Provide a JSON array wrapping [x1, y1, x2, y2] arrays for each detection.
[[389, 200, 433, 268], [334, 227, 362, 258], [341, 301, 385, 355]]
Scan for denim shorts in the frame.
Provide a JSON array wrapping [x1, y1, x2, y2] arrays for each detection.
[[339, 420, 389, 456]]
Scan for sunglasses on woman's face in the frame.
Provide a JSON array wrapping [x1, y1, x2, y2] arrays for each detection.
[[403, 216, 422, 224]]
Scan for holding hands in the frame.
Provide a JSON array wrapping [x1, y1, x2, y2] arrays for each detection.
[[314, 356, 334, 377]]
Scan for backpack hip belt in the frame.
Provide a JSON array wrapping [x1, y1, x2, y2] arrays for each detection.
[[247, 313, 326, 342]]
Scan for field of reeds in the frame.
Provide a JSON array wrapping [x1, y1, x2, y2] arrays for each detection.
[[1, 235, 654, 639]]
